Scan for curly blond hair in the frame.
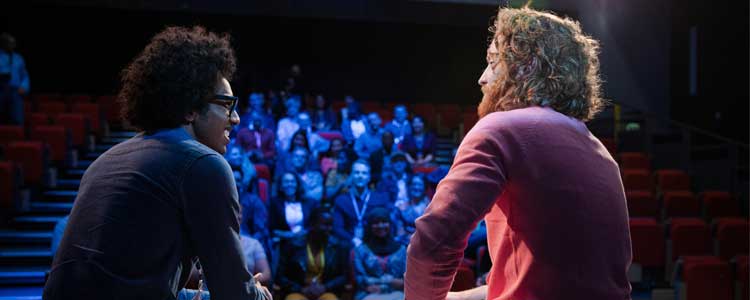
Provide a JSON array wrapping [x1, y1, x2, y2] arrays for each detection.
[[481, 7, 604, 121]]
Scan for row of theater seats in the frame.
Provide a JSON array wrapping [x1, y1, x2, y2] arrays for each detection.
[[603, 140, 749, 300]]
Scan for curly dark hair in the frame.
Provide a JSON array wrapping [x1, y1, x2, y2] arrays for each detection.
[[118, 26, 237, 132], [480, 7, 604, 121]]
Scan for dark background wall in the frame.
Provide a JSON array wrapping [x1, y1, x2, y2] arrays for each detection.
[[1, 0, 747, 142]]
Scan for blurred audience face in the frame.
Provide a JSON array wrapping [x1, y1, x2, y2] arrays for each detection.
[[315, 95, 326, 109], [392, 159, 407, 176], [394, 106, 408, 123], [250, 111, 263, 130], [409, 176, 426, 199], [291, 132, 308, 149], [291, 148, 309, 171], [311, 211, 334, 237], [351, 162, 371, 189], [330, 138, 344, 154], [249, 93, 265, 112], [382, 131, 394, 150], [285, 97, 301, 117], [367, 113, 381, 132], [412, 117, 424, 134], [297, 112, 312, 130], [336, 151, 350, 169], [226, 146, 243, 168], [281, 173, 298, 198], [369, 217, 391, 239]]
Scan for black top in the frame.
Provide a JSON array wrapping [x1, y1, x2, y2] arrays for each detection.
[[43, 127, 268, 300]]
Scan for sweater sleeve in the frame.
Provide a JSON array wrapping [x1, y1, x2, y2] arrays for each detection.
[[181, 154, 268, 300], [404, 123, 509, 300]]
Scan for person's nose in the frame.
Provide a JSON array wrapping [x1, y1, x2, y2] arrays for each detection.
[[229, 109, 240, 125], [478, 65, 492, 86]]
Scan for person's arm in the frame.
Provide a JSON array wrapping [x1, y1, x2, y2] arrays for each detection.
[[331, 198, 354, 243], [181, 154, 270, 300], [253, 251, 272, 286], [404, 125, 508, 300]]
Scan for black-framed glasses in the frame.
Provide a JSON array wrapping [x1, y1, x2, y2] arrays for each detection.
[[208, 94, 239, 117]]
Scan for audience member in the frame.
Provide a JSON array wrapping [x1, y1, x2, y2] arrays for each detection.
[[237, 110, 277, 165], [238, 205, 272, 286], [401, 116, 436, 167], [341, 96, 367, 143], [324, 148, 356, 202], [376, 153, 410, 205], [298, 111, 331, 159], [332, 160, 391, 248], [383, 105, 410, 146], [225, 144, 257, 190], [368, 131, 398, 182], [243, 92, 276, 130], [394, 174, 430, 245], [353, 207, 406, 300], [277, 95, 303, 150], [354, 113, 384, 159], [0, 32, 29, 125], [320, 137, 346, 176], [270, 172, 317, 240], [311, 94, 337, 131], [276, 206, 348, 300]]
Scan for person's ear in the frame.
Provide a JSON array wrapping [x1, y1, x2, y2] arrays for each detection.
[[185, 111, 198, 124]]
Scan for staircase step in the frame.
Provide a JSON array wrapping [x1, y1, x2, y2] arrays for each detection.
[[0, 247, 52, 266], [0, 267, 48, 285], [42, 190, 77, 203], [29, 202, 73, 213], [54, 179, 80, 190], [11, 216, 66, 231], [0, 231, 52, 246]]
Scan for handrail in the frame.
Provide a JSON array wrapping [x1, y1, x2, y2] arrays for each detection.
[[608, 99, 749, 150]]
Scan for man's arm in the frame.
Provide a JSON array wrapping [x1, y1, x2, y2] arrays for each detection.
[[405, 125, 507, 300], [182, 154, 270, 300]]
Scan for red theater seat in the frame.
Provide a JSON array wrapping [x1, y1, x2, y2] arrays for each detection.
[[37, 102, 68, 115], [630, 218, 665, 267], [0, 125, 25, 148], [670, 218, 711, 262], [713, 218, 749, 261], [31, 126, 68, 163], [331, 100, 346, 111], [622, 169, 653, 191], [71, 103, 102, 136], [97, 95, 121, 125], [54, 114, 89, 148], [32, 93, 62, 103], [0, 162, 19, 211], [67, 94, 93, 103], [258, 179, 269, 204], [360, 101, 381, 113], [462, 111, 479, 136], [6, 141, 46, 185], [626, 190, 658, 218], [254, 164, 271, 182], [663, 191, 701, 218], [680, 256, 732, 300], [413, 166, 437, 174], [318, 131, 344, 142], [619, 152, 650, 170], [437, 104, 462, 130], [28, 113, 51, 127], [701, 191, 737, 219], [655, 169, 691, 192]]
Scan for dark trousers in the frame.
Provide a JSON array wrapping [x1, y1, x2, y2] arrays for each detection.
[[0, 83, 23, 125]]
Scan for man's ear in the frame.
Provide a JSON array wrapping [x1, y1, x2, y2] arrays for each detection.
[[185, 111, 198, 124]]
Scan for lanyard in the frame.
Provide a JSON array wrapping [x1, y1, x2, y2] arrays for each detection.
[[350, 190, 371, 224], [306, 243, 326, 278]]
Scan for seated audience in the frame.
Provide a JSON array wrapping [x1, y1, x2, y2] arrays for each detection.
[[289, 146, 324, 202], [353, 207, 406, 300], [270, 172, 318, 240], [376, 153, 410, 205], [394, 174, 430, 245], [332, 160, 392, 248], [297, 111, 331, 159], [240, 92, 275, 131], [277, 95, 303, 151], [325, 148, 356, 202], [341, 96, 367, 143], [320, 137, 346, 176], [400, 116, 436, 167], [368, 131, 398, 182], [383, 105, 411, 146], [237, 111, 276, 165], [276, 206, 349, 300], [354, 113, 383, 160], [311, 94, 337, 132], [238, 205, 272, 286]]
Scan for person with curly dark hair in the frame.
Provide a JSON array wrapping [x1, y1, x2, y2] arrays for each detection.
[[405, 6, 631, 300], [44, 26, 272, 300]]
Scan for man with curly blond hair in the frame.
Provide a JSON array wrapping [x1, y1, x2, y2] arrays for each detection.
[[44, 26, 271, 300], [405, 6, 631, 300]]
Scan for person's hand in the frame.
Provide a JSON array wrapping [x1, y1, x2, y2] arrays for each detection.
[[365, 284, 381, 294], [309, 282, 326, 297], [352, 237, 362, 247], [254, 273, 273, 300]]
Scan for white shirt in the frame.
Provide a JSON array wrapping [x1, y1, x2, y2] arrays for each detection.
[[284, 202, 304, 233]]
